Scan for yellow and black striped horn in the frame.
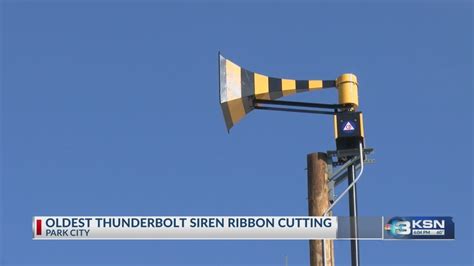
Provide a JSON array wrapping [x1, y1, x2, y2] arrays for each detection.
[[219, 54, 358, 131]]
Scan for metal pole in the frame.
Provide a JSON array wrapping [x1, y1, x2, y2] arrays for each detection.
[[348, 163, 360, 266]]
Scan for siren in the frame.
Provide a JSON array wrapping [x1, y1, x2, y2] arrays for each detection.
[[218, 54, 359, 131]]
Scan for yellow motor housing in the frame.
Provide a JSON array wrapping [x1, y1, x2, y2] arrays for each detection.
[[336, 73, 359, 108]]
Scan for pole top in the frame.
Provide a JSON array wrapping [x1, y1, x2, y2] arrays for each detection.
[[336, 73, 358, 86]]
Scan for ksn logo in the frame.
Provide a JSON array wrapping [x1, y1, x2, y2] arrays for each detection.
[[384, 216, 454, 240]]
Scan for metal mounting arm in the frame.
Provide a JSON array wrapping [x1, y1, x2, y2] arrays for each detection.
[[253, 99, 354, 115]]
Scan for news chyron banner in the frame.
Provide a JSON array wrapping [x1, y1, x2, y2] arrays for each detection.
[[33, 216, 338, 240], [32, 216, 454, 240]]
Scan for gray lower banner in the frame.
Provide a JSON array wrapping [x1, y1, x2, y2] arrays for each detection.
[[336, 216, 383, 239], [32, 216, 386, 240]]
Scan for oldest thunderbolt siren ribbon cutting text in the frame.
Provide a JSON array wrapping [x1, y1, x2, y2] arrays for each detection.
[[33, 216, 337, 240]]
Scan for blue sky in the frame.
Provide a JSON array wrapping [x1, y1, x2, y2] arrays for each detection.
[[1, 1, 472, 265]]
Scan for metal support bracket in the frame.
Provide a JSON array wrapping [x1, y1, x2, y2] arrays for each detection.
[[328, 148, 374, 188], [328, 148, 374, 166], [253, 99, 354, 115]]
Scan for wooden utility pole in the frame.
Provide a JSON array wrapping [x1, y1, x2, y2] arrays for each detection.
[[307, 152, 334, 266]]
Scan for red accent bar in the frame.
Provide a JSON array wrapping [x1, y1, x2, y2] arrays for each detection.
[[36, 219, 42, 235]]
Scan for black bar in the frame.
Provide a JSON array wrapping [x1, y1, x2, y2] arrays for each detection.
[[254, 99, 347, 110], [322, 80, 337, 88], [254, 106, 335, 115], [348, 164, 360, 266]]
